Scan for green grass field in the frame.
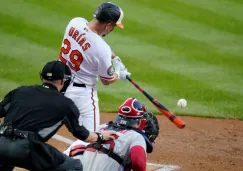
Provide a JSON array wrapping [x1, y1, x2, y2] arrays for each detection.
[[0, 0, 243, 119]]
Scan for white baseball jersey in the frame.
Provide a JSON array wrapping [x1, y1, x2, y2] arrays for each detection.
[[71, 125, 147, 171], [59, 17, 115, 133], [59, 17, 115, 85]]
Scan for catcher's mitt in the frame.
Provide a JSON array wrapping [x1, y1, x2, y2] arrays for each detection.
[[143, 111, 159, 143]]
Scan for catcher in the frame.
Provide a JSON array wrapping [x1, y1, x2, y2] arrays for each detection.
[[67, 98, 160, 171]]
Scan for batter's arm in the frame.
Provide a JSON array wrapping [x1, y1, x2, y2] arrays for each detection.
[[98, 50, 120, 85], [100, 51, 128, 85], [111, 51, 117, 59], [100, 73, 119, 85]]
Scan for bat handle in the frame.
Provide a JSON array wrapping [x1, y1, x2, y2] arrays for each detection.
[[126, 75, 131, 80]]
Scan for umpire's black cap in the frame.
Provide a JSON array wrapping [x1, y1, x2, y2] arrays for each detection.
[[40, 60, 71, 81]]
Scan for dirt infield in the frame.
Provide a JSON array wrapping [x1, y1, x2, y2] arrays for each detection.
[[14, 113, 243, 171]]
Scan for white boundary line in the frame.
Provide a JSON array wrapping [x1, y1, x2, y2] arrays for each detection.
[[53, 134, 180, 171]]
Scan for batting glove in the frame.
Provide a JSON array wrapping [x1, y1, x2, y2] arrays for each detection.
[[112, 56, 126, 71], [119, 68, 131, 81]]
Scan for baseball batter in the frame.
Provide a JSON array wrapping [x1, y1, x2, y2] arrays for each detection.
[[59, 2, 130, 150], [67, 98, 160, 171]]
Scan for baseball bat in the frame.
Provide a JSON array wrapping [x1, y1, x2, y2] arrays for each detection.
[[126, 75, 185, 129]]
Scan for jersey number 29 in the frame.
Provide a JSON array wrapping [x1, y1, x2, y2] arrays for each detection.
[[59, 39, 83, 72]]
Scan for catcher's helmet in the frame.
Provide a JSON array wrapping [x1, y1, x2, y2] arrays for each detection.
[[115, 98, 147, 126], [94, 2, 124, 28]]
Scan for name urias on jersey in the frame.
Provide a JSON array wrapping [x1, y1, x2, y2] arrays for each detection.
[[68, 26, 91, 51]]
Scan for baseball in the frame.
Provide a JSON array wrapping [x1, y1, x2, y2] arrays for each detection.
[[177, 99, 187, 108]]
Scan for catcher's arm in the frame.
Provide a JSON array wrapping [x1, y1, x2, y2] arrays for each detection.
[[130, 146, 146, 171]]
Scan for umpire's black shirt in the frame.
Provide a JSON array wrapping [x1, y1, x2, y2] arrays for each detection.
[[0, 83, 89, 142]]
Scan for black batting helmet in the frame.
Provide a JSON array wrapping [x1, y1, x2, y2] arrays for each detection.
[[94, 2, 124, 28]]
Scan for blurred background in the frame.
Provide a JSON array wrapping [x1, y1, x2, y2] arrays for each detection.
[[0, 0, 242, 119]]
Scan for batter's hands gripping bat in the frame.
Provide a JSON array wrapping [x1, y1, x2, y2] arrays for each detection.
[[126, 75, 185, 129]]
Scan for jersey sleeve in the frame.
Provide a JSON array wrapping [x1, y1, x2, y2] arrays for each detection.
[[97, 46, 114, 80], [129, 133, 147, 171], [130, 146, 146, 171]]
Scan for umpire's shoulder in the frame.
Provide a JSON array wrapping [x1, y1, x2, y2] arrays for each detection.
[[14, 84, 38, 92]]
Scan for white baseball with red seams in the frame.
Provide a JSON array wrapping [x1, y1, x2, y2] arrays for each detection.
[[177, 99, 187, 108]]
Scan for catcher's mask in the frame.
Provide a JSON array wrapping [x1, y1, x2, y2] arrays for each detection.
[[60, 64, 72, 94], [115, 98, 147, 127], [40, 60, 72, 94]]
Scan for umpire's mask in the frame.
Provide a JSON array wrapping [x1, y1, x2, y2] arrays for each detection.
[[60, 64, 72, 94]]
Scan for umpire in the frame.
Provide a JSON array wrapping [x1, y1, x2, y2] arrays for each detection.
[[0, 60, 116, 171]]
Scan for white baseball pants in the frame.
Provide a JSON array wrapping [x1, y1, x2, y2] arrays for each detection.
[[63, 82, 100, 155], [65, 82, 100, 132]]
